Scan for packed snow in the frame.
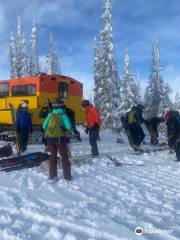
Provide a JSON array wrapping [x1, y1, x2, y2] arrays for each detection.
[[0, 128, 180, 240]]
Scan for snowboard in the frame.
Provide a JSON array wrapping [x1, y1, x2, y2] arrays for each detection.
[[0, 152, 49, 172], [9, 103, 21, 154]]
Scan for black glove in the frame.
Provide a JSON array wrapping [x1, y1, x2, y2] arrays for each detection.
[[85, 127, 89, 134]]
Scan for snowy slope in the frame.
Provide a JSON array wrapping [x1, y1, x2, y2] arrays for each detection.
[[0, 128, 180, 240]]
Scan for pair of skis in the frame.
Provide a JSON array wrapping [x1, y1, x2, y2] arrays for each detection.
[[106, 155, 146, 167]]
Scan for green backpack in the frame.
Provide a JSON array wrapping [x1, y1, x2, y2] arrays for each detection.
[[45, 113, 63, 138], [127, 111, 136, 124]]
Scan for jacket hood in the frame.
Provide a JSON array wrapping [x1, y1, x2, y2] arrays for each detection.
[[52, 108, 65, 114]]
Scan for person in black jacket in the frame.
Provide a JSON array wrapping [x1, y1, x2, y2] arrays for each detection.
[[145, 115, 165, 145], [164, 110, 180, 161], [39, 99, 53, 149]]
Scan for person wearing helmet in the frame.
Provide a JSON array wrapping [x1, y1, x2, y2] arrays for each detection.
[[164, 109, 180, 161], [16, 101, 33, 152], [82, 100, 101, 158]]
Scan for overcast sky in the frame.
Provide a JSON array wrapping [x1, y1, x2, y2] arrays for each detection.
[[0, 0, 180, 98]]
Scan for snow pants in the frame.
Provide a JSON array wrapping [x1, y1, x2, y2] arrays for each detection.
[[71, 124, 81, 141], [48, 142, 72, 180], [89, 128, 99, 157], [19, 128, 29, 152], [129, 123, 145, 146]]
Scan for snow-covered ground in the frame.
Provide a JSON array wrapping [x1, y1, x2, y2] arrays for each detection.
[[0, 128, 180, 240]]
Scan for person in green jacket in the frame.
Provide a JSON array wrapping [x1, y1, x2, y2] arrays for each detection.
[[42, 98, 72, 181]]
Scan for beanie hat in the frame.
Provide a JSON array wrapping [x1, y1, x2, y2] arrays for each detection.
[[82, 100, 90, 107], [52, 98, 64, 107]]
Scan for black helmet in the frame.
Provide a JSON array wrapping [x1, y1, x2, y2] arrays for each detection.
[[136, 104, 145, 110], [82, 100, 90, 107]]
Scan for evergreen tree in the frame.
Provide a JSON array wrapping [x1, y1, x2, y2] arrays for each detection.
[[144, 40, 172, 116], [175, 92, 180, 112], [98, 0, 121, 131], [117, 49, 138, 117], [9, 31, 17, 79], [16, 17, 28, 78], [29, 20, 40, 76], [93, 37, 103, 108], [46, 33, 61, 74]]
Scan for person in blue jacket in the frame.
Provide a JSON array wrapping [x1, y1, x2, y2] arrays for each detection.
[[16, 102, 33, 152]]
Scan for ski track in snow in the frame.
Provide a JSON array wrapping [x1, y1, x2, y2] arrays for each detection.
[[0, 129, 180, 240]]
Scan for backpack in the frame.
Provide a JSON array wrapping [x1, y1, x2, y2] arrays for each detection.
[[45, 113, 63, 138], [127, 111, 136, 124]]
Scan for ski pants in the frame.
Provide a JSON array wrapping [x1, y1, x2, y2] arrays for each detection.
[[129, 123, 145, 146], [89, 128, 99, 157], [71, 124, 81, 141], [19, 128, 29, 152], [48, 142, 72, 180]]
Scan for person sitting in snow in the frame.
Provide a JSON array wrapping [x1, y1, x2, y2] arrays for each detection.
[[163, 109, 180, 161]]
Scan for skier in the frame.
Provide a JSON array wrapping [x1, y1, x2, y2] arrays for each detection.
[[82, 100, 100, 158], [61, 104, 82, 141], [164, 109, 180, 161], [42, 98, 72, 180], [145, 115, 165, 145], [16, 102, 33, 153], [122, 105, 146, 151], [39, 99, 53, 150]]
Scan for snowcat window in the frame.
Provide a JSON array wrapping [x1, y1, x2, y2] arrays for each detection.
[[0, 83, 9, 98], [11, 84, 36, 96], [58, 82, 68, 98]]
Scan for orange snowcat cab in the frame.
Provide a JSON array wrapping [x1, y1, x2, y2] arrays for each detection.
[[0, 73, 85, 126]]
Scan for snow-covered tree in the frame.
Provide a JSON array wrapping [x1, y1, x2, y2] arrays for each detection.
[[96, 0, 121, 131], [16, 17, 28, 78], [117, 49, 138, 117], [144, 40, 172, 116], [46, 33, 60, 74], [29, 20, 40, 76], [93, 37, 103, 109], [9, 31, 17, 79], [175, 92, 180, 112]]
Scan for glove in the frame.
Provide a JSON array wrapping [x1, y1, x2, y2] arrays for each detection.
[[85, 127, 89, 134]]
